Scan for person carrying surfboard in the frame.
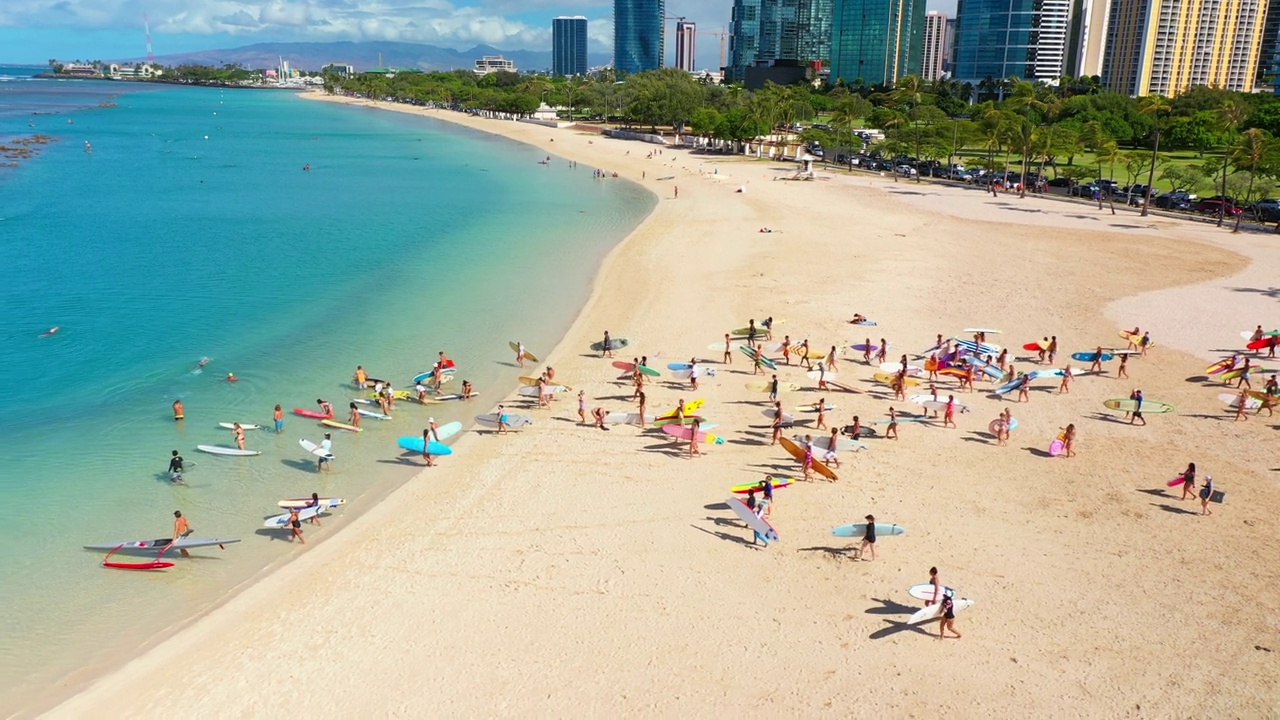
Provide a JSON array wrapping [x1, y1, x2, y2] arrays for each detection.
[[876, 339, 889, 365], [1233, 390, 1250, 422], [799, 339, 812, 370], [943, 396, 958, 429], [862, 337, 873, 364], [421, 422, 439, 466], [318, 433, 333, 471], [859, 515, 877, 561], [1117, 353, 1129, 379], [688, 418, 702, 458], [600, 331, 613, 358], [287, 509, 306, 544], [939, 594, 962, 639], [172, 511, 192, 557], [1047, 336, 1059, 365], [1178, 463, 1198, 501], [1058, 365, 1073, 394], [1088, 347, 1105, 374], [1199, 475, 1215, 516]]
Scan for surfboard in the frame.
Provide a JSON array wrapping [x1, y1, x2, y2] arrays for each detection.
[[1102, 398, 1175, 414], [611, 360, 660, 377], [263, 504, 327, 529], [908, 583, 957, 601], [602, 412, 642, 425], [1205, 358, 1236, 375], [396, 436, 455, 456], [1022, 341, 1049, 351], [411, 368, 456, 384], [1219, 392, 1262, 409], [365, 390, 414, 401], [826, 380, 862, 393], [790, 345, 826, 359], [1071, 351, 1114, 363], [667, 362, 693, 370], [744, 380, 802, 392], [953, 338, 1001, 355], [806, 369, 840, 381], [1247, 338, 1277, 350], [1048, 438, 1065, 456], [1220, 366, 1273, 382], [988, 417, 1019, 434], [794, 434, 866, 452], [937, 367, 968, 379], [517, 384, 568, 397], [218, 422, 262, 430], [652, 414, 705, 427], [661, 423, 725, 444], [320, 419, 363, 433], [963, 328, 1002, 334], [877, 362, 923, 376], [726, 497, 778, 543], [910, 597, 974, 625], [590, 338, 629, 352], [1118, 331, 1154, 347], [278, 497, 346, 510], [195, 445, 260, 456], [872, 372, 920, 387], [832, 523, 905, 538], [356, 409, 391, 420], [730, 477, 795, 493], [798, 402, 836, 412], [994, 376, 1027, 396], [671, 368, 715, 380], [777, 436, 838, 481], [1028, 368, 1065, 379], [761, 408, 796, 424], [431, 391, 479, 402], [657, 398, 705, 420], [435, 419, 466, 437], [508, 341, 539, 362], [299, 439, 333, 459], [1167, 476, 1188, 488], [475, 412, 533, 429], [841, 425, 877, 438], [739, 346, 777, 370], [851, 342, 890, 353], [964, 357, 1004, 379], [293, 408, 333, 419], [920, 399, 968, 413]]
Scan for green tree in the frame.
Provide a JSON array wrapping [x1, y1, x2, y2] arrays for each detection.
[[1214, 98, 1249, 226], [1138, 95, 1172, 216], [1230, 128, 1276, 231]]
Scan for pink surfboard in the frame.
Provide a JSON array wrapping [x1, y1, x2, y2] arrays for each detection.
[[1048, 439, 1064, 457], [1167, 476, 1188, 487]]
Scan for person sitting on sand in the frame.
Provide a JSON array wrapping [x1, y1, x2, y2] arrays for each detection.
[[850, 314, 867, 325]]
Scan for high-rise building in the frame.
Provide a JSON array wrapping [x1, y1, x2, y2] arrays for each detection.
[[614, 0, 665, 74], [944, 17, 957, 72], [922, 11, 948, 80], [1257, 0, 1280, 88], [950, 0, 1072, 84], [676, 21, 698, 71], [1065, 0, 1110, 78], [1101, 0, 1267, 96], [728, 0, 832, 81], [828, 0, 926, 87], [553, 16, 589, 76]]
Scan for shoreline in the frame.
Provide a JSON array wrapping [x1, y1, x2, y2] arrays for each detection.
[[41, 93, 1280, 716]]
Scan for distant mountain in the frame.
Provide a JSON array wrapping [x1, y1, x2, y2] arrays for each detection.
[[123, 41, 612, 73]]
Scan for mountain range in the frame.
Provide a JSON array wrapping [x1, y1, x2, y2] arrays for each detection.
[[122, 41, 613, 73]]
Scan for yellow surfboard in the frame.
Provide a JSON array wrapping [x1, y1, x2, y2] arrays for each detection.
[[872, 372, 921, 387], [508, 341, 539, 362], [657, 398, 705, 420]]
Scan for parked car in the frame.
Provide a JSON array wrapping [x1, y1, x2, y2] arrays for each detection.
[[1250, 198, 1280, 221], [1047, 177, 1073, 188], [948, 168, 972, 181], [1070, 184, 1101, 198], [1154, 194, 1192, 211], [1194, 199, 1242, 216], [895, 164, 918, 176]]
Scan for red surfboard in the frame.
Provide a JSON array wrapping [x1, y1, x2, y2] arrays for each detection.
[[293, 408, 333, 419]]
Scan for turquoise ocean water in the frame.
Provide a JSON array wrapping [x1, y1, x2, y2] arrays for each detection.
[[0, 66, 654, 710]]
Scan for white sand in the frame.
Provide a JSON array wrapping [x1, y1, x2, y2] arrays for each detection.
[[39, 94, 1280, 717]]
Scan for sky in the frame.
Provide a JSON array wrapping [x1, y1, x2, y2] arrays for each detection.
[[0, 0, 954, 69]]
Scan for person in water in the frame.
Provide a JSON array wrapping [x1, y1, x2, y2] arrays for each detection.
[[172, 399, 184, 421], [274, 404, 284, 433], [226, 372, 238, 383], [168, 450, 185, 484]]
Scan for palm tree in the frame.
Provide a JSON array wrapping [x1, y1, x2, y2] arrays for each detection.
[[1138, 94, 1172, 216], [1230, 128, 1273, 232], [1214, 98, 1248, 226], [892, 74, 930, 181], [1005, 80, 1046, 197]]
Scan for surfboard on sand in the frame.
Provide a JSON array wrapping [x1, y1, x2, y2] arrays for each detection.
[[910, 597, 974, 624], [726, 497, 778, 543], [508, 341, 539, 362], [777, 436, 838, 481]]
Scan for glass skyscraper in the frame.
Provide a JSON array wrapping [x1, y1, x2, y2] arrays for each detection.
[[614, 0, 665, 74], [729, 0, 833, 81], [553, 16, 589, 76], [829, 0, 925, 86], [950, 0, 1071, 84]]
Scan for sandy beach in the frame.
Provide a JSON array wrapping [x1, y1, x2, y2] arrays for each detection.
[[39, 92, 1280, 717]]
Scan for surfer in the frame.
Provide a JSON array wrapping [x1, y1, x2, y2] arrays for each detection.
[[846, 415, 863, 440], [862, 338, 873, 364], [172, 399, 184, 421], [799, 339, 813, 370], [746, 319, 758, 345], [925, 567, 945, 607], [800, 435, 814, 481], [722, 334, 733, 365], [1237, 358, 1253, 389], [421, 422, 439, 466], [938, 594, 962, 639], [781, 335, 792, 366], [515, 342, 527, 368], [1047, 336, 1058, 365], [462, 380, 475, 399], [1089, 347, 1105, 374], [274, 404, 284, 433], [287, 509, 306, 543], [348, 402, 361, 428], [1036, 338, 1049, 363], [226, 372, 238, 383], [768, 374, 779, 402], [354, 366, 368, 389], [537, 376, 551, 408], [770, 402, 784, 446], [876, 339, 889, 365], [688, 418, 702, 458], [1233, 390, 1251, 421], [168, 450, 186, 484], [817, 362, 830, 390], [601, 331, 613, 358], [577, 390, 587, 424], [636, 391, 647, 425], [1130, 391, 1147, 425], [689, 360, 700, 390], [859, 515, 877, 561], [495, 405, 509, 435], [824, 428, 841, 466], [304, 493, 322, 525], [826, 346, 839, 372], [233, 422, 246, 451], [318, 433, 333, 471], [172, 511, 192, 557], [1139, 331, 1152, 357], [39, 326, 60, 337], [317, 399, 334, 418], [1125, 327, 1141, 350], [815, 399, 827, 430], [1179, 463, 1198, 501], [303, 164, 310, 171], [943, 396, 957, 429]]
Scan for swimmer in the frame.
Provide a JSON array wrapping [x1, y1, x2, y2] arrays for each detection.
[[39, 326, 60, 337], [226, 372, 238, 383]]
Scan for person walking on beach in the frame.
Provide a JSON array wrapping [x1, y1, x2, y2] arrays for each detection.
[[168, 450, 186, 485], [688, 418, 702, 458], [601, 330, 614, 358], [768, 374, 780, 402], [891, 373, 906, 401], [1059, 366, 1073, 394], [722, 333, 733, 365], [781, 335, 792, 365], [1233, 390, 1251, 422], [1117, 353, 1129, 379], [1036, 338, 1049, 364], [924, 566, 945, 607], [943, 395, 957, 429], [673, 185, 678, 199], [770, 403, 784, 445], [815, 399, 828, 430], [858, 514, 877, 561], [632, 370, 645, 400], [515, 342, 527, 368], [172, 399, 184, 422], [1139, 331, 1152, 357], [637, 391, 647, 425], [876, 339, 889, 365], [816, 362, 830, 390], [1179, 462, 1198, 501], [993, 412, 1008, 446], [752, 349, 765, 376], [801, 435, 815, 481], [1199, 475, 1215, 516], [1062, 424, 1077, 458], [826, 346, 839, 372], [862, 338, 873, 364], [846, 415, 863, 440], [1047, 336, 1058, 365], [1016, 375, 1030, 403], [1089, 347, 1105, 374], [577, 390, 587, 424], [422, 420, 441, 467], [689, 359, 700, 390], [233, 422, 246, 451], [1131, 390, 1147, 426], [886, 407, 899, 440], [495, 405, 509, 435], [172, 511, 192, 557], [1237, 358, 1253, 390], [287, 508, 306, 544], [799, 339, 813, 370], [939, 594, 962, 639]]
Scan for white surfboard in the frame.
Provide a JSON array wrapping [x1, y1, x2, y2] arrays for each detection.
[[793, 434, 867, 452], [761, 408, 796, 423], [908, 583, 956, 601], [218, 422, 262, 430], [910, 597, 973, 624], [430, 421, 463, 441], [806, 369, 839, 381], [277, 497, 346, 510], [726, 497, 777, 541], [517, 384, 567, 397], [877, 362, 923, 376], [798, 403, 836, 412], [356, 409, 391, 420], [1219, 392, 1262, 409], [263, 504, 326, 528], [603, 412, 642, 425], [919, 399, 969, 413], [299, 439, 333, 459], [196, 445, 260, 456], [475, 412, 533, 429], [671, 368, 716, 380]]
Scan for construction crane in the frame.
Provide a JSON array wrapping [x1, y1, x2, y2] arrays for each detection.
[[698, 27, 728, 71]]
